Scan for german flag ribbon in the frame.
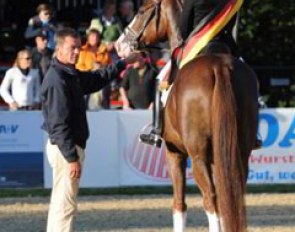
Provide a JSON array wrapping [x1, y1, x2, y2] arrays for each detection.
[[179, 0, 243, 68]]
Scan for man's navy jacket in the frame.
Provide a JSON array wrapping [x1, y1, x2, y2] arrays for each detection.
[[41, 58, 126, 162]]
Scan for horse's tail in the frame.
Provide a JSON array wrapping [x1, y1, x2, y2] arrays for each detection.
[[211, 58, 247, 232]]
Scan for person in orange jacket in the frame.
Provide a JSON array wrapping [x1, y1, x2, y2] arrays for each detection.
[[76, 29, 111, 71], [76, 29, 111, 109]]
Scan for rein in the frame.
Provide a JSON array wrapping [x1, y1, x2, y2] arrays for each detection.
[[123, 2, 161, 51]]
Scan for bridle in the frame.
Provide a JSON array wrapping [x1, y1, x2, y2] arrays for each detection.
[[122, 1, 162, 51]]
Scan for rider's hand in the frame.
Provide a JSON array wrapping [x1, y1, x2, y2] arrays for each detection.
[[69, 161, 82, 179]]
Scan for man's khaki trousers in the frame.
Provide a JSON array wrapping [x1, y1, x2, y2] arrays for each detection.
[[46, 140, 85, 232]]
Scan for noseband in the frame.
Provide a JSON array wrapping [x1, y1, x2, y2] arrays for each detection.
[[123, 2, 161, 51]]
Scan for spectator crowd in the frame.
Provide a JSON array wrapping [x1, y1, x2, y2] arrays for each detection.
[[0, 1, 167, 111]]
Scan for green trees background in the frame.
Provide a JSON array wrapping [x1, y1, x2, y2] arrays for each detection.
[[238, 0, 294, 107], [239, 0, 294, 66]]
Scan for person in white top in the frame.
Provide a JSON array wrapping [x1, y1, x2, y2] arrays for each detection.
[[0, 49, 41, 110]]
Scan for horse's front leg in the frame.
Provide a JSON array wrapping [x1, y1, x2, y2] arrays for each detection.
[[166, 146, 188, 232]]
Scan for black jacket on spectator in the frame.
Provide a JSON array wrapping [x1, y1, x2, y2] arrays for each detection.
[[120, 65, 158, 109], [41, 58, 126, 162], [24, 16, 56, 49], [31, 47, 53, 83]]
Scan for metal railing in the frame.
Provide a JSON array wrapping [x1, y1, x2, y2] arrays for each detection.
[[253, 66, 295, 107]]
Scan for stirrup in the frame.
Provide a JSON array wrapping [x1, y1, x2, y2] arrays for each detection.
[[139, 132, 162, 148]]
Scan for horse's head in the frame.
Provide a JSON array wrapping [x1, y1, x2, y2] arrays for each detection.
[[116, 0, 183, 57]]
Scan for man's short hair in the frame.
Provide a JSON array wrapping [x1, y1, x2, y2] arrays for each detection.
[[54, 28, 80, 48], [36, 3, 53, 14]]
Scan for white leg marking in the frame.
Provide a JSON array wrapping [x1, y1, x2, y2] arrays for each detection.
[[206, 211, 221, 232], [173, 210, 187, 232]]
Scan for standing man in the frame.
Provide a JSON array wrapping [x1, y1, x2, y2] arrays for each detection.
[[119, 54, 158, 110], [41, 28, 140, 232]]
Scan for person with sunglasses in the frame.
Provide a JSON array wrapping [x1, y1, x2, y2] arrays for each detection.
[[0, 49, 41, 110], [25, 3, 56, 50]]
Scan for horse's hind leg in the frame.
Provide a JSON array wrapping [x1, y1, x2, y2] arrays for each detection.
[[189, 145, 221, 232], [165, 145, 188, 232]]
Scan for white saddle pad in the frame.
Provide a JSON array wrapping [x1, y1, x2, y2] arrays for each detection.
[[161, 84, 173, 106]]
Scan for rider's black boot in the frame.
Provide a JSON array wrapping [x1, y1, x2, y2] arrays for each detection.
[[139, 81, 162, 147]]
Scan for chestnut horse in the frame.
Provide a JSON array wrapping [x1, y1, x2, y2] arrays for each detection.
[[116, 0, 258, 231]]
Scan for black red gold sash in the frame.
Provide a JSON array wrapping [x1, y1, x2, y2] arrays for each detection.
[[179, 0, 243, 68]]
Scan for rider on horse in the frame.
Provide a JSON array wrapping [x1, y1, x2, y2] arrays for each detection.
[[140, 0, 257, 147]]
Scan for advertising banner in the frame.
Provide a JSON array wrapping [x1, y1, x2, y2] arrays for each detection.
[[250, 109, 295, 183], [0, 111, 43, 187], [44, 111, 120, 188], [118, 111, 169, 186], [118, 109, 295, 185], [32, 109, 295, 188], [82, 111, 120, 187]]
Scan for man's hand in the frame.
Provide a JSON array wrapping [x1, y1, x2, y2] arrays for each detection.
[[69, 161, 82, 179], [9, 102, 18, 111]]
